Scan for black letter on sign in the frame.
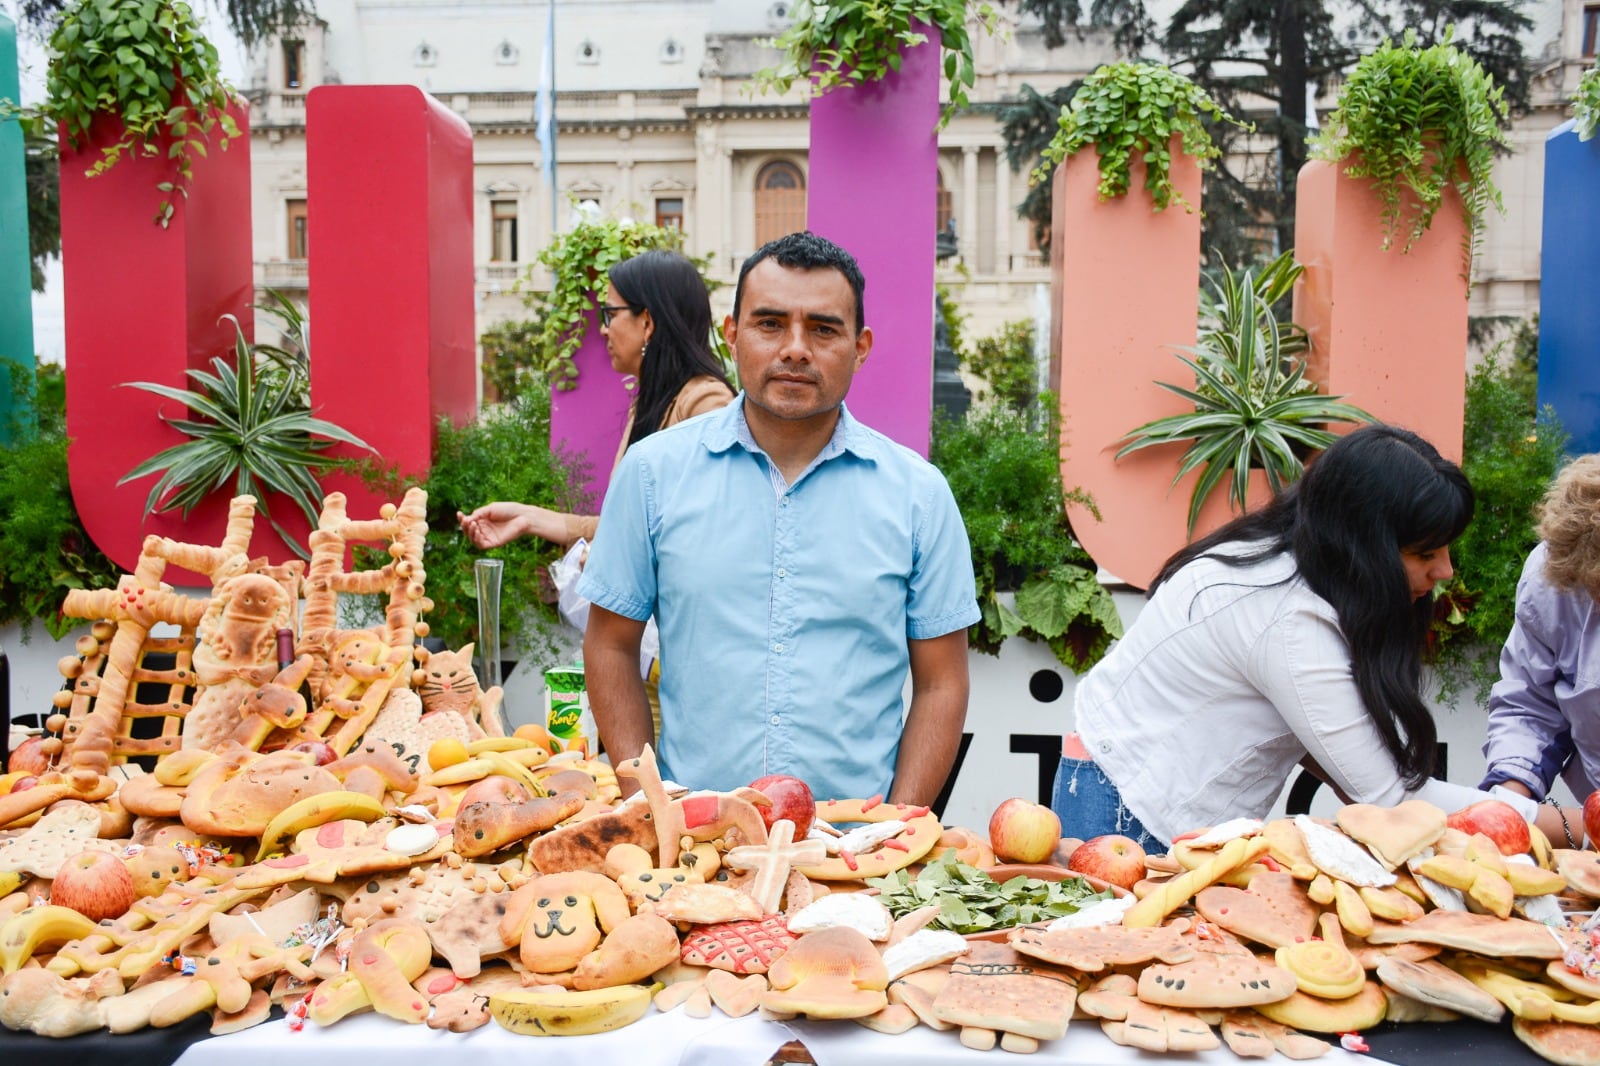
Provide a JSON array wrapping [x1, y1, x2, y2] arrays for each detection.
[[930, 732, 975, 821], [1011, 734, 1064, 807]]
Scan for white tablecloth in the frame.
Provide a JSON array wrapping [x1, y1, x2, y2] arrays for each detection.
[[171, 1008, 1391, 1066]]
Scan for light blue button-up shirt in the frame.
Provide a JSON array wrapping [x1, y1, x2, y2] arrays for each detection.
[[577, 397, 981, 801]]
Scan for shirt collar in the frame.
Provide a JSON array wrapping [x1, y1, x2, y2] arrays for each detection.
[[705, 393, 881, 463]]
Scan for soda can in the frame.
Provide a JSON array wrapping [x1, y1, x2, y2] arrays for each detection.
[[544, 664, 594, 752]]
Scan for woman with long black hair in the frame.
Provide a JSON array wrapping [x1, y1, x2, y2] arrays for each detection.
[[1052, 424, 1562, 848], [459, 250, 734, 549]]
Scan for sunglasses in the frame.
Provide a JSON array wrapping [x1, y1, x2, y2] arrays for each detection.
[[600, 304, 638, 327]]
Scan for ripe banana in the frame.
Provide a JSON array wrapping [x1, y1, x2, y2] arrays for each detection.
[[423, 757, 494, 787], [256, 790, 388, 861], [490, 983, 655, 1036], [0, 869, 24, 899], [0, 904, 99, 973], [477, 751, 549, 799], [466, 736, 535, 754], [1528, 824, 1554, 871]]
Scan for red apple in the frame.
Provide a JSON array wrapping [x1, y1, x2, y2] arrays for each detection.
[[8, 736, 48, 776], [1582, 791, 1600, 850], [988, 798, 1062, 865], [288, 740, 339, 766], [11, 776, 38, 793], [1067, 834, 1148, 891], [749, 774, 817, 840], [51, 850, 137, 922], [1447, 799, 1532, 856]]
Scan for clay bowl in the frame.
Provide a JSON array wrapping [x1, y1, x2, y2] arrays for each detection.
[[963, 864, 1128, 944]]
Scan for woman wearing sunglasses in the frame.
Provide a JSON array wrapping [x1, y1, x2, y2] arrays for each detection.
[[459, 250, 735, 550]]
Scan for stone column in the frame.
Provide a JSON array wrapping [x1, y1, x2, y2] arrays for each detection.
[[993, 147, 1013, 274], [961, 146, 979, 265]]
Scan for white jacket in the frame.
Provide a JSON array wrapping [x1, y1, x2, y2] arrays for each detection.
[[1075, 548, 1532, 843]]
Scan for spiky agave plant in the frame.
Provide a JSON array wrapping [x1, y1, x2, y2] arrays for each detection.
[[1119, 274, 1373, 535], [119, 316, 370, 555]]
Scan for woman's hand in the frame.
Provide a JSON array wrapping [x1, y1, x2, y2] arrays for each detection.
[[457, 502, 567, 548]]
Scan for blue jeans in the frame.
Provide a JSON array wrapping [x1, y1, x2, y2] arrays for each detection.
[[1050, 755, 1166, 852]]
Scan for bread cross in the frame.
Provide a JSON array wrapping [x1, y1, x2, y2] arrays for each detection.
[[723, 819, 826, 913]]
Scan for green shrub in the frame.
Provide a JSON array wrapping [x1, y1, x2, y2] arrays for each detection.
[[931, 397, 1121, 671], [964, 319, 1038, 416], [0, 365, 120, 638], [352, 389, 590, 662], [480, 317, 546, 404], [1430, 331, 1567, 700]]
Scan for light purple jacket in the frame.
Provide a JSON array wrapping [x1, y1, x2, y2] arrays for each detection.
[[1482, 543, 1600, 800]]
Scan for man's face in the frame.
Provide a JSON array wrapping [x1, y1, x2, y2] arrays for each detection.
[[725, 259, 872, 426]]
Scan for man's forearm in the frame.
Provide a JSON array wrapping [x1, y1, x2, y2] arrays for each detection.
[[890, 684, 967, 806], [584, 628, 654, 792]]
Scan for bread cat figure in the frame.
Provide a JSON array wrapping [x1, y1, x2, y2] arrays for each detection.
[[417, 644, 507, 738]]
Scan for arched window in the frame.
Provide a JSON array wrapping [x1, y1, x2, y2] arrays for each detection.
[[754, 161, 806, 247]]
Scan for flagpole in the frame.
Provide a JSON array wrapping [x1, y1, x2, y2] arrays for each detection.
[[546, 0, 558, 245], [535, 0, 559, 272]]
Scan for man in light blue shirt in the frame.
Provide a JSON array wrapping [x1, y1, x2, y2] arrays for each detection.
[[578, 232, 981, 804]]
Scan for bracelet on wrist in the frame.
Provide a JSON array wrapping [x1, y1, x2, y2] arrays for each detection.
[[1545, 796, 1580, 849]]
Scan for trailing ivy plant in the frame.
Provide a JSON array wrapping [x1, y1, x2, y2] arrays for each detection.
[[118, 317, 372, 555], [522, 214, 690, 390], [1118, 259, 1374, 534], [752, 0, 997, 128], [1574, 64, 1600, 142], [17, 0, 241, 227], [0, 365, 121, 639], [931, 397, 1122, 672], [1033, 62, 1247, 213], [1310, 30, 1509, 275]]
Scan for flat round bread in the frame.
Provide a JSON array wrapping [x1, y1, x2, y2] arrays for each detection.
[[1514, 1017, 1600, 1066]]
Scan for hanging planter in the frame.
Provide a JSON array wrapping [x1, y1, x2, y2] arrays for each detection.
[[1309, 29, 1510, 278]]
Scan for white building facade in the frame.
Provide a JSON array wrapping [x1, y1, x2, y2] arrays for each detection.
[[242, 0, 1597, 351]]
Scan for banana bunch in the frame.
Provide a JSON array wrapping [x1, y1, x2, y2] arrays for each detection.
[[0, 904, 99, 973], [489, 983, 655, 1036]]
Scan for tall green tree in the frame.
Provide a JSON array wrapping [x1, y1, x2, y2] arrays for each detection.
[[1008, 0, 1534, 261], [24, 129, 58, 292]]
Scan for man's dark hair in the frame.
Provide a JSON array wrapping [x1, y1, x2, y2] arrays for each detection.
[[732, 231, 866, 334]]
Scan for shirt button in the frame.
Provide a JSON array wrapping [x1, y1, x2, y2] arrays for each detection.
[[770, 715, 780, 725], [1099, 742, 1111, 754], [776, 567, 787, 578], [772, 643, 784, 653]]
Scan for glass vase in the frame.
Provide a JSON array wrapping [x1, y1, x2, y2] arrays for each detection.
[[474, 558, 504, 692]]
